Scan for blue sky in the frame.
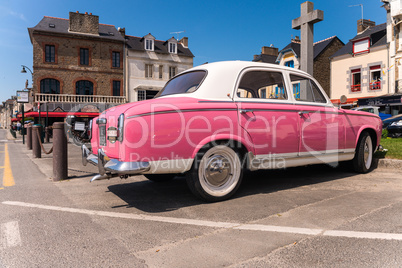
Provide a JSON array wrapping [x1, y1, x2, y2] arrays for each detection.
[[0, 0, 386, 103]]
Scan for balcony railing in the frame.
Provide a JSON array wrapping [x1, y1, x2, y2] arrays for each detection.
[[351, 84, 361, 92], [369, 81, 381, 91], [34, 93, 126, 104]]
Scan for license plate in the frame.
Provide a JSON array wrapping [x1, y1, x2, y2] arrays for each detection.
[[107, 129, 117, 137], [74, 122, 86, 131]]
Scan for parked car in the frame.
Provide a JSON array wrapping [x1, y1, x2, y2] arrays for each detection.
[[383, 114, 402, 138], [82, 61, 382, 202], [351, 106, 391, 121]]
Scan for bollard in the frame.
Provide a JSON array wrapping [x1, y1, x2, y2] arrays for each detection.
[[32, 125, 41, 158], [53, 122, 68, 181], [27, 125, 32, 150], [45, 127, 50, 143]]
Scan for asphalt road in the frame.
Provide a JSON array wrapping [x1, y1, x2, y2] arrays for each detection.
[[0, 129, 401, 267]]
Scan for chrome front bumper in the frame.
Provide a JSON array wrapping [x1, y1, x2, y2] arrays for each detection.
[[81, 144, 151, 181]]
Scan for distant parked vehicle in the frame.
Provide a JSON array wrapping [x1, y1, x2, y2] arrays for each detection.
[[383, 114, 402, 138], [352, 106, 391, 121]]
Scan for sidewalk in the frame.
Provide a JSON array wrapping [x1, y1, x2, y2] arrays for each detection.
[[8, 132, 402, 182], [8, 131, 99, 181]]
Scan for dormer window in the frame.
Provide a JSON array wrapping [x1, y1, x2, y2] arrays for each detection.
[[144, 33, 155, 51], [167, 37, 177, 54], [353, 38, 370, 55], [169, 43, 176, 53], [145, 39, 153, 51]]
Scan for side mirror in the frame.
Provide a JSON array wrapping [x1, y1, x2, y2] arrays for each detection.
[[340, 95, 347, 104]]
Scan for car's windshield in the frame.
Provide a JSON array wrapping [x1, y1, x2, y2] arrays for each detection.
[[156, 70, 206, 98]]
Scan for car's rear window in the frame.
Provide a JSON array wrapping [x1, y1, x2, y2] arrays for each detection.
[[156, 71, 206, 97]]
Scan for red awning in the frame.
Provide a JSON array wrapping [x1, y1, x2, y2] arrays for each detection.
[[17, 112, 99, 118], [11, 118, 21, 122], [331, 98, 359, 105]]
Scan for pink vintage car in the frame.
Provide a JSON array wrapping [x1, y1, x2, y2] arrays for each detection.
[[82, 61, 382, 202]]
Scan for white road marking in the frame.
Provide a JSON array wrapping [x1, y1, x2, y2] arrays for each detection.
[[0, 221, 22, 248], [3, 201, 402, 241]]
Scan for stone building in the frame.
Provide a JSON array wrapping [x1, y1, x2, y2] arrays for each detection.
[[125, 34, 194, 102], [28, 11, 126, 125], [253, 36, 344, 97]]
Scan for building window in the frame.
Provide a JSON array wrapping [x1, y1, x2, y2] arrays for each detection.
[[138, 90, 146, 101], [169, 66, 177, 79], [145, 39, 154, 51], [351, 69, 361, 92], [40, 79, 60, 94], [285, 60, 294, 68], [145, 64, 153, 78], [369, 65, 382, 90], [76, 80, 93, 95], [169, 43, 177, 54], [45, 45, 55, 63], [353, 38, 370, 55], [112, 81, 121, 96], [80, 48, 89, 65], [112, 51, 120, 68], [138, 90, 158, 101], [159, 65, 163, 79]]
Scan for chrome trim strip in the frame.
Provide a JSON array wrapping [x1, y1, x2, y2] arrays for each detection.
[[127, 108, 238, 119]]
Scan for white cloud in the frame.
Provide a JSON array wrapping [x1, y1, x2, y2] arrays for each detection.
[[0, 6, 27, 21]]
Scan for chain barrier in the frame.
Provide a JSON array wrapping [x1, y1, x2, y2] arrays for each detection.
[[34, 128, 53, 154]]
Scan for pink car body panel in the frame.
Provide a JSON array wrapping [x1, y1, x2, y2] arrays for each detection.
[[87, 61, 382, 175]]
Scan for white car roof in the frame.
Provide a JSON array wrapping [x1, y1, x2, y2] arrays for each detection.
[[160, 61, 329, 103]]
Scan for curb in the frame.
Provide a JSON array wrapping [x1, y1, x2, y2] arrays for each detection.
[[376, 158, 402, 170]]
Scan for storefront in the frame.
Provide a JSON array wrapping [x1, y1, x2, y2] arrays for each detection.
[[357, 94, 402, 116]]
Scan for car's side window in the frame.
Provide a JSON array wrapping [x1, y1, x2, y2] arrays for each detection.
[[290, 75, 326, 103], [237, 70, 287, 100]]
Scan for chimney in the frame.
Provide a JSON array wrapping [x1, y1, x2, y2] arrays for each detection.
[[118, 27, 125, 38], [69, 11, 99, 35], [292, 36, 301, 43], [179, 37, 188, 48], [357, 19, 375, 34], [261, 46, 278, 56]]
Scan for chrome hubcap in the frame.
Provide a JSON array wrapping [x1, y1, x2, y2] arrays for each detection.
[[205, 155, 232, 187], [363, 136, 373, 169]]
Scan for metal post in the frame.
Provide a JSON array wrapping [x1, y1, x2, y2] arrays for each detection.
[[53, 122, 67, 181], [46, 102, 48, 127], [45, 127, 50, 143], [32, 125, 41, 158], [21, 104, 25, 144], [27, 125, 32, 150]]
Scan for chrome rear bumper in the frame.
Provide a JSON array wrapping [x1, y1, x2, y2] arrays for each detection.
[[81, 144, 151, 181]]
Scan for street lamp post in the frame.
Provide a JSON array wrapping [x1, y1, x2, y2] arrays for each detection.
[[20, 65, 34, 144]]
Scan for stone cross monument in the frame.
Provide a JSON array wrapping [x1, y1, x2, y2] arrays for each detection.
[[292, 1, 323, 76]]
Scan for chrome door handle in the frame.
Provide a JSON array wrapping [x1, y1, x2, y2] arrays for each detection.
[[240, 109, 253, 114], [298, 111, 309, 117]]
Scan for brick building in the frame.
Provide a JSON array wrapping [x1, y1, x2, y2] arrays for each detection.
[[27, 11, 126, 125]]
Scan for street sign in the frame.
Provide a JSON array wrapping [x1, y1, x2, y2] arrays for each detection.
[[16, 91, 29, 103]]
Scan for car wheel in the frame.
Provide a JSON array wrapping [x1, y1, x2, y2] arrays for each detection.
[[145, 174, 176, 182], [186, 145, 243, 202], [353, 131, 374, 173]]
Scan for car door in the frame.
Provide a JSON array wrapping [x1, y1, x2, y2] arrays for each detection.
[[289, 74, 346, 159], [234, 68, 300, 168]]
